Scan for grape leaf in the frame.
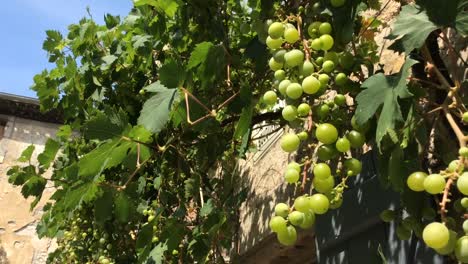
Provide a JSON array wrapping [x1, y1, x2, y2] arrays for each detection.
[[138, 83, 179, 134], [94, 188, 114, 224], [159, 60, 186, 88], [18, 145, 35, 162], [387, 5, 437, 53], [84, 108, 129, 140], [37, 139, 60, 169], [456, 0, 468, 36], [355, 58, 418, 148], [115, 192, 134, 223], [187, 42, 214, 69], [187, 42, 226, 89], [200, 199, 214, 217], [134, 0, 180, 17]]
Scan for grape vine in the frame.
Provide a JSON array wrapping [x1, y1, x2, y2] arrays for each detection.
[[6, 0, 468, 263]]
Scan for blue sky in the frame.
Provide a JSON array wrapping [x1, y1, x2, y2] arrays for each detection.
[[0, 0, 133, 98]]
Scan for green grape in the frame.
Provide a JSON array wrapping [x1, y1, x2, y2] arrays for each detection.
[[318, 74, 330, 84], [288, 211, 305, 226], [278, 79, 291, 95], [308, 194, 330, 215], [407, 171, 427, 192], [297, 131, 308, 141], [286, 83, 303, 99], [310, 38, 323, 50], [285, 168, 300, 183], [297, 103, 311, 116], [269, 57, 283, 71], [287, 162, 301, 173], [269, 216, 287, 232], [268, 22, 284, 39], [422, 222, 449, 249], [318, 22, 332, 35], [323, 51, 339, 65], [284, 49, 304, 67], [315, 56, 324, 66], [274, 70, 286, 81], [300, 60, 315, 76], [333, 95, 346, 107], [460, 147, 468, 157], [317, 144, 337, 161], [275, 203, 290, 217], [316, 123, 338, 144], [326, 101, 335, 108], [299, 211, 316, 229], [266, 36, 283, 50], [462, 198, 468, 208], [344, 158, 362, 176], [277, 225, 297, 246], [273, 49, 286, 63], [335, 137, 351, 152], [284, 27, 300, 43], [284, 23, 295, 29], [302, 76, 321, 94], [464, 220, 468, 234], [280, 133, 300, 152], [313, 176, 335, 193], [330, 0, 346, 7], [335, 73, 347, 86], [455, 236, 468, 263], [379, 209, 395, 222], [396, 224, 411, 240], [308, 22, 321, 37], [423, 174, 446, 194], [294, 196, 311, 213], [447, 160, 460, 173], [436, 230, 457, 255], [351, 115, 370, 133], [458, 173, 468, 195], [319, 34, 334, 50], [322, 60, 335, 73], [313, 163, 332, 179], [263, 91, 277, 106], [282, 105, 298, 121], [339, 51, 354, 69], [463, 112, 468, 123], [346, 130, 365, 148], [317, 104, 330, 119]]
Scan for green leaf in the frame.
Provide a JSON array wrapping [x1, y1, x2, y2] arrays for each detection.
[[456, 0, 468, 36], [115, 192, 133, 223], [94, 188, 114, 224], [84, 108, 129, 140], [21, 175, 47, 199], [355, 59, 418, 148], [146, 243, 168, 264], [138, 84, 179, 134], [188, 42, 213, 69], [18, 145, 35, 162], [159, 60, 186, 88], [101, 55, 118, 70], [187, 42, 226, 89], [56, 125, 72, 141], [37, 139, 60, 169], [136, 223, 153, 251], [128, 125, 153, 143], [388, 147, 404, 191], [134, 0, 180, 17], [234, 102, 254, 139], [199, 199, 214, 217], [387, 4, 438, 53]]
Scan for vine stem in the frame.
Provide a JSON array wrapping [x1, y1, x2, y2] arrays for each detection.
[[296, 15, 311, 61], [301, 111, 314, 192], [439, 178, 454, 222]]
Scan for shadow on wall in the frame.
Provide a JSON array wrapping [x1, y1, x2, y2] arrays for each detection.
[[0, 241, 9, 264]]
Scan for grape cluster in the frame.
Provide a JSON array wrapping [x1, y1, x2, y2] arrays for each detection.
[[263, 14, 367, 246], [399, 150, 468, 261]]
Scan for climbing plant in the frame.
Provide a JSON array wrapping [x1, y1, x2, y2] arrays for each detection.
[[7, 0, 468, 263]]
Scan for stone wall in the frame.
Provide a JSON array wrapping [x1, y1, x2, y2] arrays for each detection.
[[0, 115, 59, 264]]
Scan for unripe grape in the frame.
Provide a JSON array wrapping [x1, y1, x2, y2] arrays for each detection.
[[266, 36, 283, 50], [308, 194, 329, 214], [315, 123, 338, 144], [269, 57, 283, 71], [274, 70, 286, 81], [275, 203, 290, 217], [323, 51, 339, 65], [422, 222, 449, 249], [287, 162, 301, 173], [139, 89, 146, 95], [268, 22, 284, 39], [436, 230, 457, 255], [278, 79, 291, 95], [457, 172, 468, 195], [344, 158, 362, 176], [322, 60, 335, 73], [448, 160, 461, 173], [423, 174, 445, 194], [310, 38, 323, 50], [334, 94, 346, 106], [456, 236, 468, 262], [318, 104, 330, 119], [282, 105, 298, 121], [297, 131, 308, 141], [280, 133, 300, 152], [276, 225, 297, 246], [319, 34, 334, 50], [330, 0, 346, 7], [313, 163, 332, 179], [351, 115, 370, 133], [318, 73, 330, 84], [318, 22, 332, 35], [313, 176, 335, 193], [330, 197, 343, 209], [379, 209, 395, 222], [285, 168, 300, 183], [307, 22, 321, 37], [284, 49, 304, 67], [299, 60, 315, 76], [284, 27, 300, 44], [339, 51, 354, 69], [302, 76, 321, 94], [299, 211, 316, 229], [270, 216, 287, 233], [263, 91, 277, 106], [273, 49, 286, 63], [460, 147, 468, 157], [288, 211, 305, 226], [463, 112, 468, 123], [335, 137, 351, 152], [294, 196, 310, 213], [317, 144, 338, 161], [464, 220, 468, 234], [407, 171, 427, 192], [297, 103, 311, 116], [286, 83, 303, 99], [347, 130, 365, 148], [462, 198, 468, 208], [335, 73, 347, 86]]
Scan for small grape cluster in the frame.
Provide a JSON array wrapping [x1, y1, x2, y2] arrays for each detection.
[[262, 13, 368, 246], [401, 149, 468, 262]]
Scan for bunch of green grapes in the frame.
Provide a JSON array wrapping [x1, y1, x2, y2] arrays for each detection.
[[399, 149, 468, 261], [262, 11, 368, 246]]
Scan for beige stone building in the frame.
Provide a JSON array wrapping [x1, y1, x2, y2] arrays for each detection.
[[0, 92, 60, 264]]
